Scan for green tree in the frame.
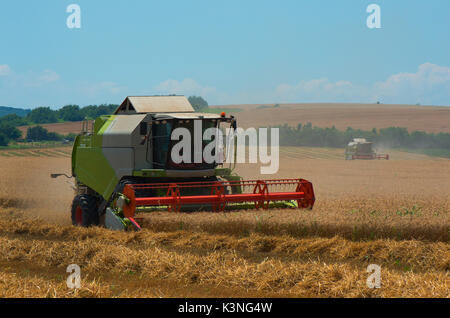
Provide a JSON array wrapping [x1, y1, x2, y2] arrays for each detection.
[[80, 105, 99, 119], [80, 104, 118, 119], [26, 125, 62, 141], [26, 126, 48, 141], [46, 132, 63, 141], [188, 96, 209, 111], [27, 107, 58, 124], [273, 122, 450, 150], [0, 123, 21, 140], [0, 132, 9, 146], [96, 104, 117, 116], [64, 133, 77, 141], [58, 105, 84, 121], [0, 114, 29, 126]]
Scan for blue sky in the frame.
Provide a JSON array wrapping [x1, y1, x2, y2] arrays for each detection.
[[0, 0, 449, 108]]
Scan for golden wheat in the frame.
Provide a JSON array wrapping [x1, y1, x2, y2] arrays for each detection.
[[0, 152, 448, 297]]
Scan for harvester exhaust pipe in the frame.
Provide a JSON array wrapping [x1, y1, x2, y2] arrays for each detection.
[[50, 173, 72, 179], [50, 173, 77, 190]]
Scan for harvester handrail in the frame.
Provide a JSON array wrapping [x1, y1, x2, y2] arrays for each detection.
[[128, 178, 304, 190]]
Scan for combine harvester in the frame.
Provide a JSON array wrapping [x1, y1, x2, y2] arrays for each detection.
[[345, 138, 389, 160], [52, 96, 315, 231]]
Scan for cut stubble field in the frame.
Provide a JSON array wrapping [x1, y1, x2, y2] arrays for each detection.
[[0, 148, 448, 297]]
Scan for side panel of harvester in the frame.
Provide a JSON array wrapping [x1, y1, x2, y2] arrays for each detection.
[[72, 114, 146, 200], [72, 116, 118, 199]]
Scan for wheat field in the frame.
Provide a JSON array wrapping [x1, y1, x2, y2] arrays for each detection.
[[0, 148, 448, 298]]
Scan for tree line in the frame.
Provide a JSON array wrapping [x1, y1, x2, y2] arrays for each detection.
[[0, 96, 210, 146], [15, 104, 119, 125], [270, 123, 450, 150], [0, 104, 119, 146]]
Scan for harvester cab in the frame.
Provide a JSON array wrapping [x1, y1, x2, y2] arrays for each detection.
[[345, 138, 389, 160], [56, 96, 315, 231]]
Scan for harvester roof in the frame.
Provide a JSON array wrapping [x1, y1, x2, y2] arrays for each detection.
[[347, 138, 372, 147], [115, 95, 195, 114]]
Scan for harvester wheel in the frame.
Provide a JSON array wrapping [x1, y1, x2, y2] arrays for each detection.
[[71, 194, 99, 227]]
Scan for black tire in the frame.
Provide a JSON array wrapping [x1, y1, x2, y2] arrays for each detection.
[[71, 194, 99, 227]]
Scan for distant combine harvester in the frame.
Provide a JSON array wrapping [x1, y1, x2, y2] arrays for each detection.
[[345, 138, 389, 160]]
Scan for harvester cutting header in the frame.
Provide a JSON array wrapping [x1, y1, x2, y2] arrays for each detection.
[[53, 96, 315, 231]]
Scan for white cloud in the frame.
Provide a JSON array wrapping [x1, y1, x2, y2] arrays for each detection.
[[0, 65, 10, 76], [153, 65, 450, 106], [272, 63, 450, 105], [2, 63, 448, 108], [372, 63, 450, 104]]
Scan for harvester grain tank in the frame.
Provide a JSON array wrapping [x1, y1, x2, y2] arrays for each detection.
[[345, 138, 389, 160], [53, 96, 315, 230]]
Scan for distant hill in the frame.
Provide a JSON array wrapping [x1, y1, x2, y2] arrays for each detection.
[[17, 103, 450, 135], [0, 106, 30, 117], [216, 103, 450, 133]]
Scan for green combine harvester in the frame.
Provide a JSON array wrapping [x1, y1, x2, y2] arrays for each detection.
[[52, 96, 315, 231], [345, 138, 389, 160]]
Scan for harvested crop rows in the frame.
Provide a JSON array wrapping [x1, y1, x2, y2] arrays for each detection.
[[0, 148, 448, 298], [279, 146, 447, 160], [0, 147, 71, 158]]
